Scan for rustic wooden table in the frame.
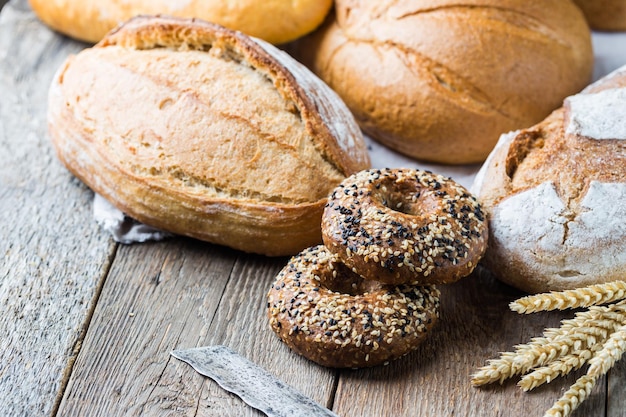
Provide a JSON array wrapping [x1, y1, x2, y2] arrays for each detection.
[[1, 0, 625, 416]]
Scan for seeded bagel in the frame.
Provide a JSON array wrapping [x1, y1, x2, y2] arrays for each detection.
[[322, 169, 488, 285], [267, 245, 440, 368]]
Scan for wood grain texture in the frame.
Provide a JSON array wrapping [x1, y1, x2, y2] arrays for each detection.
[[57, 241, 337, 416], [608, 356, 626, 417], [332, 268, 606, 417], [58, 240, 237, 416], [195, 252, 337, 415], [0, 0, 114, 415]]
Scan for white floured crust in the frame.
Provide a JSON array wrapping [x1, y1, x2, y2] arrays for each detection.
[[472, 64, 626, 293], [469, 130, 518, 197], [565, 88, 626, 140], [487, 182, 626, 292]]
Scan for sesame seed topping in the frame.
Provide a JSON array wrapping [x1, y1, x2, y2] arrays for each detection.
[[267, 245, 440, 368], [321, 168, 487, 285]]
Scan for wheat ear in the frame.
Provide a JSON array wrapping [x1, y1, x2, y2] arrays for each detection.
[[472, 303, 626, 386], [543, 325, 626, 417], [543, 374, 597, 417], [511, 281, 626, 314], [518, 344, 599, 391]]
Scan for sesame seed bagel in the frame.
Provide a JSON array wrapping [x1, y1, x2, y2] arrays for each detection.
[[267, 245, 440, 368], [322, 169, 488, 285]]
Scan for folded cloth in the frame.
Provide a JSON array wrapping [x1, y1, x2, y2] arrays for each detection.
[[93, 193, 171, 244]]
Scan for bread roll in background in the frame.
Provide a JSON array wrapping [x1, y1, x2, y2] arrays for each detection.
[[472, 66, 626, 294], [28, 0, 332, 44], [296, 0, 593, 165], [573, 0, 626, 31], [48, 16, 370, 256]]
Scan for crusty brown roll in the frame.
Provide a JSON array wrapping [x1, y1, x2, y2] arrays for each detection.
[[573, 0, 626, 31], [29, 0, 332, 44], [48, 16, 370, 256], [472, 65, 626, 293], [296, 0, 593, 164]]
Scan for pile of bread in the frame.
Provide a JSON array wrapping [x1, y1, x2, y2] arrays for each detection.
[[41, 0, 624, 295]]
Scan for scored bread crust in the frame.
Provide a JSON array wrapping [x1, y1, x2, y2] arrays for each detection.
[[472, 66, 626, 293], [48, 16, 370, 256], [29, 0, 333, 44], [296, 0, 593, 164]]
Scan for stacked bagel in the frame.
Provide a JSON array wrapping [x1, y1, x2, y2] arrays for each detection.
[[267, 168, 488, 367]]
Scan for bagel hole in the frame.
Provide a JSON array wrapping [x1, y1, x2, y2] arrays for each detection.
[[374, 179, 426, 216], [373, 176, 445, 217], [322, 262, 383, 296]]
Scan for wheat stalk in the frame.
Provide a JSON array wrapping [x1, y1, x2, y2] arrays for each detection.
[[518, 344, 599, 391], [543, 325, 626, 417], [473, 282, 626, 417], [471, 305, 626, 386], [587, 325, 626, 375], [543, 375, 597, 417], [511, 281, 626, 314]]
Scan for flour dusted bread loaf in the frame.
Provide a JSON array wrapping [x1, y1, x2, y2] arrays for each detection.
[[573, 0, 626, 31], [48, 16, 370, 256], [297, 0, 593, 164], [472, 66, 626, 293], [29, 0, 332, 44]]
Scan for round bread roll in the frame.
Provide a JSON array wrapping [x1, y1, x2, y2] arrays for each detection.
[[296, 0, 593, 164], [471, 65, 626, 294], [48, 16, 370, 256], [29, 0, 332, 44], [573, 0, 626, 31]]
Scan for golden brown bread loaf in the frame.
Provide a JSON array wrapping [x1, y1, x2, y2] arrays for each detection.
[[296, 0, 594, 164], [573, 0, 626, 31], [472, 66, 626, 293], [48, 16, 370, 256], [29, 0, 332, 44]]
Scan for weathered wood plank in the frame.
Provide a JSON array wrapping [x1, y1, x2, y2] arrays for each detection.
[[0, 0, 115, 416], [332, 268, 606, 417], [57, 242, 337, 416], [57, 240, 237, 416], [608, 357, 626, 417], [195, 253, 337, 415]]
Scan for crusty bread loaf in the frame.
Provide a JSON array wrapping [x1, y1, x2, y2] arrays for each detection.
[[472, 66, 626, 293], [573, 0, 626, 31], [296, 0, 593, 164], [29, 0, 332, 44], [48, 16, 370, 256]]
